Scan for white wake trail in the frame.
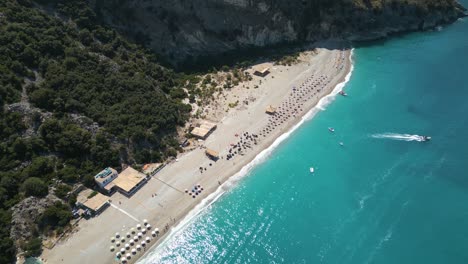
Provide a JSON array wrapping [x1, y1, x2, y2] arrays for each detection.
[[371, 133, 425, 142]]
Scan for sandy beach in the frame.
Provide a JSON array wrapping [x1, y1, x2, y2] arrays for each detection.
[[41, 43, 352, 264]]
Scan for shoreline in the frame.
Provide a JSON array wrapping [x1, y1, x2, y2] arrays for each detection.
[[136, 49, 355, 263], [41, 45, 353, 264]]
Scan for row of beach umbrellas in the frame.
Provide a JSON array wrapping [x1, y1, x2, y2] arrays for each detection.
[[114, 236, 152, 260], [110, 219, 161, 262], [111, 219, 157, 244]]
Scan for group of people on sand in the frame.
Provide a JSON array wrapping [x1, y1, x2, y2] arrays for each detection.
[[227, 51, 347, 160], [334, 49, 346, 71], [260, 73, 330, 136], [200, 51, 347, 168], [226, 132, 259, 160]]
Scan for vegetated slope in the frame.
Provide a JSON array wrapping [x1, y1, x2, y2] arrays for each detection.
[[95, 0, 466, 67], [0, 0, 190, 261]]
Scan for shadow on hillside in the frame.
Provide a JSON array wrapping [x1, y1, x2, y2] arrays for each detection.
[[164, 40, 352, 74]]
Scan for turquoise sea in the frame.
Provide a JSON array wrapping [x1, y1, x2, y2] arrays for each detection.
[[139, 12, 468, 264]]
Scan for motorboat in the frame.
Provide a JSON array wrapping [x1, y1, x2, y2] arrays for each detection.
[[421, 136, 431, 142], [339, 90, 347, 96], [339, 142, 344, 146], [328, 127, 335, 132], [309, 167, 314, 173]]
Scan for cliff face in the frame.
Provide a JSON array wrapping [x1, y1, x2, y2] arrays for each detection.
[[95, 0, 465, 65]]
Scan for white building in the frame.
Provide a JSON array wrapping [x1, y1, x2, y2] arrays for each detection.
[[94, 167, 118, 190]]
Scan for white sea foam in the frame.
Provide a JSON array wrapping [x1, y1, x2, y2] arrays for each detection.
[[137, 49, 355, 263], [309, 60, 355, 114], [371, 133, 426, 142]]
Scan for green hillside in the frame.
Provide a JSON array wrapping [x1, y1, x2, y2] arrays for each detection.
[[0, 1, 190, 261]]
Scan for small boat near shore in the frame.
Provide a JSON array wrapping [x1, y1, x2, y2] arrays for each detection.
[[309, 167, 314, 173], [328, 127, 335, 132], [339, 90, 347, 96]]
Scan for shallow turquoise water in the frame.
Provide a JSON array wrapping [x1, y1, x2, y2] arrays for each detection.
[[140, 15, 468, 264]]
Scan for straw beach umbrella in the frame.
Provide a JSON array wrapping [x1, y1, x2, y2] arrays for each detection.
[[116, 242, 121, 247], [136, 224, 142, 229], [110, 237, 115, 242], [126, 253, 131, 259], [136, 245, 141, 250], [145, 236, 150, 242], [155, 228, 160, 233], [125, 243, 130, 249], [143, 219, 148, 225], [129, 239, 134, 245], [116, 252, 121, 258], [130, 227, 135, 234], [131, 248, 137, 254], [133, 236, 138, 241], [126, 232, 131, 238], [115, 232, 120, 238], [137, 232, 143, 238], [147, 224, 151, 230], [110, 246, 115, 252], [120, 248, 125, 253]]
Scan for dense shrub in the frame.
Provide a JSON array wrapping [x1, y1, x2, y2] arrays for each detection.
[[39, 202, 72, 230], [21, 177, 48, 198]]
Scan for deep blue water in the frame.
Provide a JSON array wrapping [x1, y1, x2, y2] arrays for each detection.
[[139, 14, 468, 264]]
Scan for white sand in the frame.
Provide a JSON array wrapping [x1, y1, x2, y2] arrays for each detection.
[[41, 45, 351, 264]]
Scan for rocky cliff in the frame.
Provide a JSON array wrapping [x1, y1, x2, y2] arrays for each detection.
[[94, 0, 466, 66]]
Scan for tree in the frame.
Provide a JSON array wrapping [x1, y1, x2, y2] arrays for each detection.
[[30, 88, 55, 110], [57, 166, 80, 183], [21, 177, 48, 197], [54, 184, 72, 200], [0, 209, 15, 263], [23, 238, 42, 257], [39, 202, 72, 230], [20, 157, 54, 180]]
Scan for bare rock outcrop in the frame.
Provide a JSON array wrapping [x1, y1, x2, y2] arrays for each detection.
[[10, 194, 61, 248], [93, 0, 466, 66]]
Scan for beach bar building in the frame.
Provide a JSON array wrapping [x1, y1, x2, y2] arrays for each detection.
[[76, 188, 110, 215], [205, 149, 219, 161], [94, 167, 118, 194], [113, 167, 149, 197], [191, 120, 217, 139], [265, 105, 276, 115], [253, 66, 270, 77]]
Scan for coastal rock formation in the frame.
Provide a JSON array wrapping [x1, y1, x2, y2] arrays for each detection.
[[10, 193, 61, 247], [94, 0, 466, 65]]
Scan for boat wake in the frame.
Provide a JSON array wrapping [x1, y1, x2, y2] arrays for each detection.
[[371, 133, 426, 142]]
